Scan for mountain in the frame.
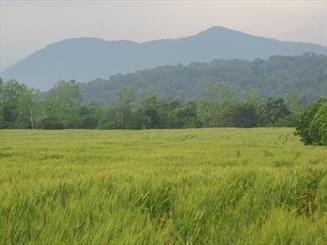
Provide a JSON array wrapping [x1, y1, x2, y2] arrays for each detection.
[[2, 26, 326, 90], [79, 53, 327, 105]]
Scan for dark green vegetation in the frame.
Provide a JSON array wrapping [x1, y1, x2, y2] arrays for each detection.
[[2, 26, 326, 90], [296, 97, 327, 145], [1, 53, 326, 145], [0, 79, 300, 130], [80, 53, 327, 105], [0, 129, 326, 244]]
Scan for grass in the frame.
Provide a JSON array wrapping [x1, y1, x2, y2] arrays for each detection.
[[0, 128, 326, 244]]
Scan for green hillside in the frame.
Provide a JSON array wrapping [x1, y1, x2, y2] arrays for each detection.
[[80, 53, 327, 105]]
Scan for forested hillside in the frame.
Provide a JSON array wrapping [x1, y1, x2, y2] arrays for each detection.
[[79, 53, 327, 106]]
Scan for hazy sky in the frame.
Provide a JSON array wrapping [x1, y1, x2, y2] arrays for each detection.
[[1, 0, 326, 71]]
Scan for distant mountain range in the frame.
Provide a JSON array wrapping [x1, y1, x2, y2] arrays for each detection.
[[1, 26, 326, 90]]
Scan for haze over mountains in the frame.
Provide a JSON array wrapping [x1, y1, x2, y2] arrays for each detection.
[[1, 26, 326, 90]]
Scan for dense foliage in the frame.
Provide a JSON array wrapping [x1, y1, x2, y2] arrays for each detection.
[[1, 78, 306, 130], [296, 97, 327, 145], [79, 53, 327, 105]]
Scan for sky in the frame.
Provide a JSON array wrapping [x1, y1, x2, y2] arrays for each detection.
[[0, 0, 326, 71]]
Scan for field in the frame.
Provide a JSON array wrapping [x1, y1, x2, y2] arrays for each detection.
[[0, 128, 326, 244]]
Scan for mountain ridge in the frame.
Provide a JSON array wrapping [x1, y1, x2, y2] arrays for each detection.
[[2, 26, 326, 90]]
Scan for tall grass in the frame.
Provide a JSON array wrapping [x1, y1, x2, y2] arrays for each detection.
[[0, 128, 326, 244]]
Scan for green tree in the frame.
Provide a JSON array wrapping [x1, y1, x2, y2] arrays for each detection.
[[231, 102, 258, 128], [140, 89, 159, 129], [78, 106, 98, 129], [260, 97, 290, 125], [0, 79, 27, 128], [198, 81, 239, 127], [244, 87, 261, 106], [275, 89, 303, 127], [16, 86, 40, 129], [96, 107, 121, 129], [172, 101, 199, 128], [117, 86, 134, 129], [41, 80, 81, 128], [229, 87, 261, 128], [0, 77, 5, 128], [310, 104, 327, 145], [296, 97, 327, 145]]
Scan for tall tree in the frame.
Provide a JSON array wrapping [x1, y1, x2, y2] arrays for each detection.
[[117, 86, 134, 129], [260, 97, 290, 125], [42, 80, 81, 128], [0, 80, 25, 128], [0, 78, 5, 128], [197, 81, 239, 127], [141, 89, 159, 129], [16, 86, 40, 129]]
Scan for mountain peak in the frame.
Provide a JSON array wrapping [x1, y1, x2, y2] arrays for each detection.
[[2, 26, 326, 90], [195, 26, 249, 39], [204, 26, 231, 32]]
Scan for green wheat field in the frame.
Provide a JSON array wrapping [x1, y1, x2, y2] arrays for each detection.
[[0, 128, 326, 244]]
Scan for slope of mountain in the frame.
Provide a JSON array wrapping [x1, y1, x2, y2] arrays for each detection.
[[79, 53, 327, 105], [2, 26, 327, 90]]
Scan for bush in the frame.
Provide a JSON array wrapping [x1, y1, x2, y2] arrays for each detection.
[[295, 97, 327, 145], [231, 103, 258, 128], [39, 116, 64, 129], [310, 104, 327, 145]]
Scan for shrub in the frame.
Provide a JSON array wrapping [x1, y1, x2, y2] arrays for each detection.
[[310, 104, 327, 145], [296, 97, 327, 145]]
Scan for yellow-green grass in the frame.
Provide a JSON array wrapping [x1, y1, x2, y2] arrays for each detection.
[[0, 128, 326, 244]]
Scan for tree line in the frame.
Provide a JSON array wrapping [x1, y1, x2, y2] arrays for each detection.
[[1, 78, 305, 130], [1, 77, 326, 145]]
